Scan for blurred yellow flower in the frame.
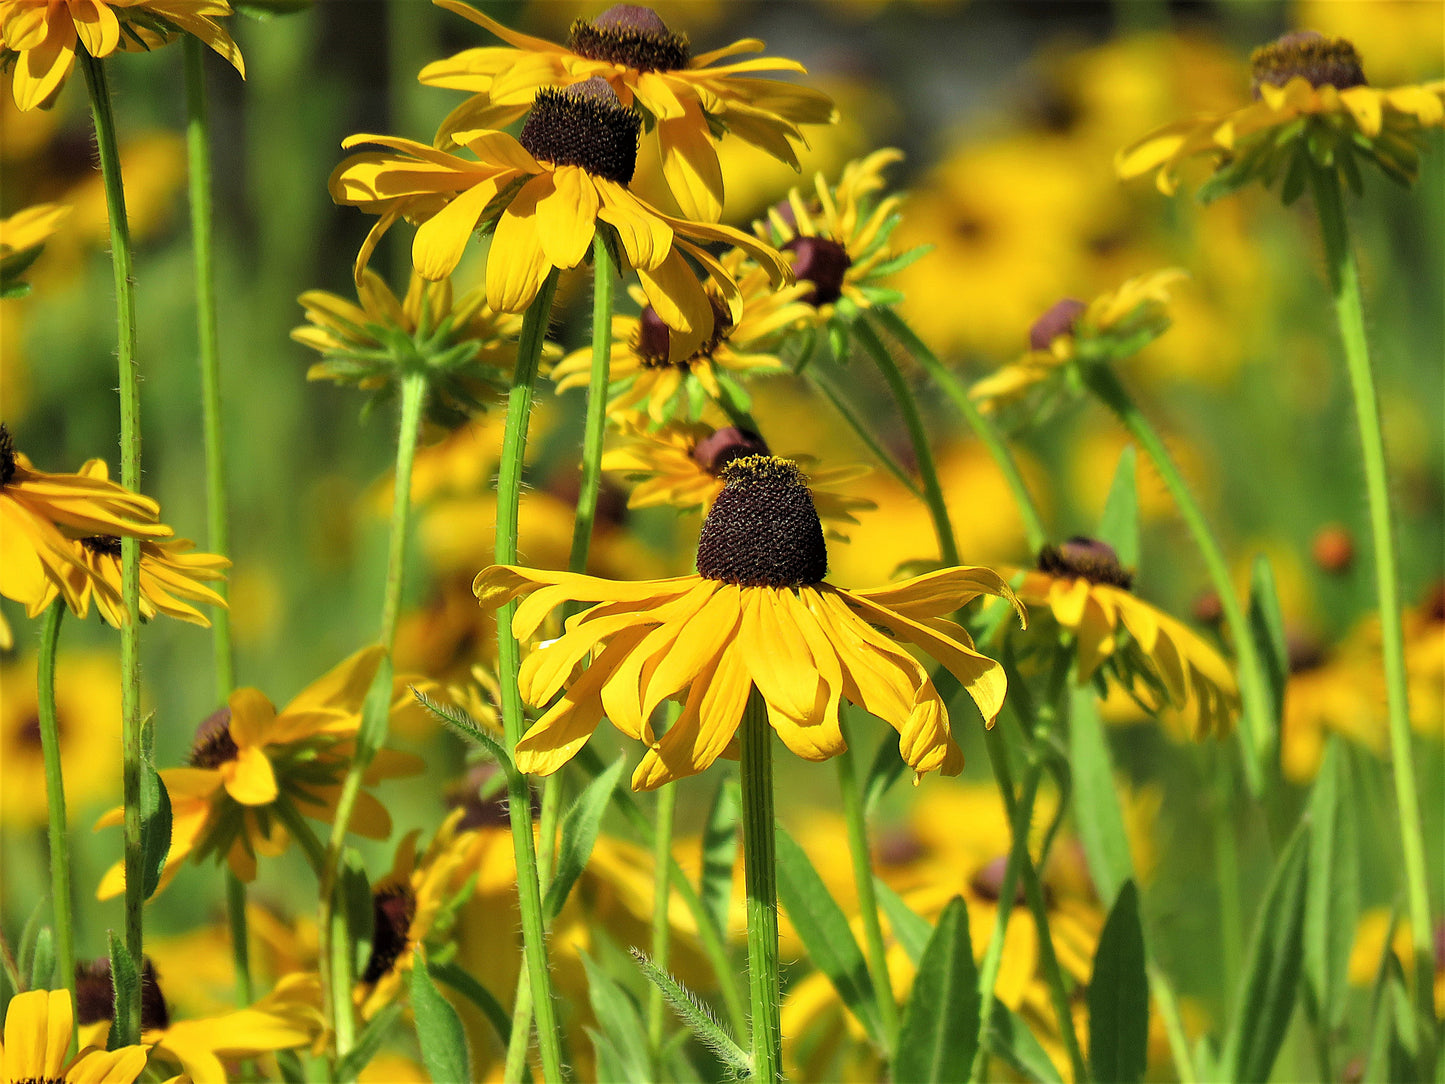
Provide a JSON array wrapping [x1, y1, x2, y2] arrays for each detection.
[[1348, 908, 1444, 1017], [0, 201, 68, 293], [0, 989, 149, 1084], [421, 0, 835, 222]]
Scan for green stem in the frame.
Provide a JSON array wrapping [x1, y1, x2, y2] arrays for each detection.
[[836, 716, 898, 1054], [647, 779, 678, 1067], [36, 603, 75, 1043], [874, 309, 1050, 554], [80, 51, 144, 1044], [224, 870, 253, 1007], [272, 801, 328, 878], [495, 270, 566, 1083], [565, 233, 615, 583], [379, 370, 428, 651], [855, 318, 959, 566], [1208, 746, 1244, 1005], [1310, 167, 1433, 1046], [738, 688, 780, 1082], [1148, 962, 1197, 1084], [806, 367, 923, 499], [1082, 363, 1271, 796]]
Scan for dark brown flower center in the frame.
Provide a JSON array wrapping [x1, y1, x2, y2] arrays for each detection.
[[361, 883, 417, 984], [1422, 580, 1445, 625], [188, 705, 239, 768], [445, 763, 522, 831], [693, 427, 771, 476], [1250, 31, 1367, 97], [968, 856, 1028, 906], [872, 826, 927, 868], [519, 78, 640, 184], [17, 712, 44, 749], [1286, 633, 1328, 675], [0, 423, 16, 486], [568, 4, 691, 73], [696, 455, 827, 587], [80, 534, 124, 557], [785, 236, 851, 307], [75, 956, 169, 1032], [1036, 537, 1133, 591], [636, 293, 733, 368], [1029, 298, 1087, 351]]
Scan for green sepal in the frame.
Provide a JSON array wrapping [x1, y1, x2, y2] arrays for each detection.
[[410, 948, 471, 1084], [1087, 880, 1149, 1084], [544, 754, 627, 921], [893, 895, 980, 1083]]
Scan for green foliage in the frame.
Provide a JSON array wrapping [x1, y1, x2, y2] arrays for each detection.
[[582, 951, 652, 1083], [698, 776, 740, 943], [410, 948, 471, 1084], [1088, 880, 1149, 1084], [1067, 686, 1134, 908], [893, 896, 980, 1084], [544, 755, 626, 920], [1097, 444, 1140, 571], [1304, 738, 1361, 1032]]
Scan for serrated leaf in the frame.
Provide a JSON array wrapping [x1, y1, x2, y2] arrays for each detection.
[[1088, 880, 1149, 1084], [334, 1003, 402, 1080], [1304, 738, 1360, 1031], [1220, 821, 1310, 1083], [986, 998, 1063, 1083], [1248, 554, 1289, 729], [1097, 445, 1140, 571], [775, 826, 884, 1046], [875, 878, 933, 964], [1067, 686, 1134, 908], [863, 728, 906, 817], [108, 932, 140, 1047], [545, 755, 626, 920], [893, 896, 980, 1083], [138, 759, 172, 901], [411, 948, 470, 1084], [698, 777, 739, 942], [581, 951, 651, 1083]]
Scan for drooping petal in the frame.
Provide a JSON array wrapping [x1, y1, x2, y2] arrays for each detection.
[[223, 746, 279, 806], [631, 642, 749, 790], [534, 166, 599, 270], [413, 176, 506, 281], [485, 175, 554, 311]]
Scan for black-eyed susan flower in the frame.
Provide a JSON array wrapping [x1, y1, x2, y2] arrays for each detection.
[[96, 647, 427, 895], [475, 453, 1022, 790], [0, 0, 244, 111], [1117, 30, 1445, 201], [601, 419, 874, 539], [1013, 537, 1239, 738], [331, 79, 791, 361], [420, 1, 836, 222], [0, 988, 150, 1084], [970, 269, 1186, 419], [0, 423, 172, 619], [550, 254, 813, 421], [0, 200, 68, 295]]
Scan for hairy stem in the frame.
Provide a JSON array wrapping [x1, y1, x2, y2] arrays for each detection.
[[739, 689, 780, 1081], [36, 603, 75, 1044]]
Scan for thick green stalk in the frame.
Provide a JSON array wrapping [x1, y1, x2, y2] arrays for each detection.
[[874, 309, 1050, 554], [738, 688, 780, 1081], [647, 779, 678, 1067], [495, 270, 566, 1083], [80, 52, 144, 1043], [854, 319, 959, 566], [1310, 167, 1434, 1041], [1082, 363, 1271, 796], [36, 603, 75, 1037], [566, 233, 615, 581], [835, 716, 898, 1054]]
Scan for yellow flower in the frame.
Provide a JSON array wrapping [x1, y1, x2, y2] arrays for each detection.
[[1118, 30, 1445, 199], [0, 423, 172, 619], [0, 989, 150, 1084], [970, 269, 1187, 417], [420, 0, 836, 222], [96, 647, 427, 895], [2, 648, 120, 826], [475, 454, 1022, 789], [330, 79, 790, 361], [1348, 909, 1444, 1018], [1014, 537, 1239, 738], [600, 418, 874, 540], [0, 0, 243, 111], [0, 201, 68, 293], [550, 254, 813, 422]]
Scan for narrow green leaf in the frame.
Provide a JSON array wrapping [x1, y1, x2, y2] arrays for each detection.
[[430, 961, 511, 1049], [1304, 738, 1360, 1031], [874, 878, 933, 964], [415, 688, 518, 778], [138, 757, 172, 901], [1220, 821, 1311, 1083], [863, 728, 906, 817], [581, 951, 651, 1083], [1247, 555, 1289, 728], [1097, 445, 1140, 570], [107, 931, 140, 1048], [630, 947, 749, 1074], [340, 850, 374, 979], [1088, 880, 1149, 1084], [334, 1003, 402, 1081], [586, 1026, 634, 1084], [27, 927, 54, 992], [355, 655, 395, 765], [893, 896, 980, 1083], [698, 776, 739, 942], [410, 948, 470, 1084], [985, 998, 1063, 1083], [1067, 686, 1134, 907], [545, 755, 627, 920], [775, 825, 885, 1046]]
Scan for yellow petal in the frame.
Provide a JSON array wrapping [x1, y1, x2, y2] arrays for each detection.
[[595, 182, 673, 271], [223, 745, 279, 805], [413, 177, 505, 281], [485, 175, 553, 311], [534, 167, 598, 270]]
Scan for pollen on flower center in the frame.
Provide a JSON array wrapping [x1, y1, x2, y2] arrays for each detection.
[[785, 236, 851, 306], [80, 534, 124, 556], [567, 4, 691, 73], [1037, 536, 1134, 591], [0, 423, 16, 486], [635, 294, 732, 367], [1029, 298, 1087, 350], [360, 883, 417, 984], [695, 454, 827, 587], [188, 705, 240, 769], [693, 427, 771, 476], [518, 77, 641, 184], [1250, 31, 1367, 97], [75, 957, 170, 1032]]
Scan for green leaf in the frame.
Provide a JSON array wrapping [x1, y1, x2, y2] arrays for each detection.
[[334, 1003, 402, 1081], [16, 899, 45, 984], [355, 654, 395, 765], [1097, 445, 1140, 571], [1280, 145, 1311, 206], [107, 931, 140, 1048], [1248, 554, 1289, 729], [414, 689, 517, 779], [875, 878, 933, 964], [1304, 738, 1360, 1031], [1088, 880, 1149, 1084], [863, 728, 906, 817], [698, 776, 739, 942], [430, 961, 511, 1049], [1220, 820, 1311, 1083], [985, 998, 1063, 1083], [138, 752, 172, 901], [893, 896, 980, 1083], [630, 948, 748, 1074], [581, 951, 651, 1083], [340, 850, 374, 979], [1067, 686, 1134, 907], [775, 825, 885, 1046], [545, 755, 627, 920], [27, 927, 54, 992], [410, 948, 470, 1084]]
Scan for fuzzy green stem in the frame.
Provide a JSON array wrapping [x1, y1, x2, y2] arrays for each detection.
[[739, 688, 780, 1081], [855, 319, 959, 566], [836, 716, 899, 1054], [80, 51, 144, 1044], [1082, 363, 1271, 795], [36, 602, 75, 1041], [379, 370, 427, 651], [224, 870, 253, 1006], [873, 309, 1050, 554], [647, 779, 679, 1067], [806, 368, 923, 498], [1310, 167, 1433, 1043], [496, 270, 566, 1083]]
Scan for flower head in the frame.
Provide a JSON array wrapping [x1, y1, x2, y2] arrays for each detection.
[[1118, 30, 1445, 200], [0, 0, 244, 111], [420, 0, 836, 222], [475, 453, 1023, 789], [0, 988, 150, 1084], [0, 201, 69, 295]]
